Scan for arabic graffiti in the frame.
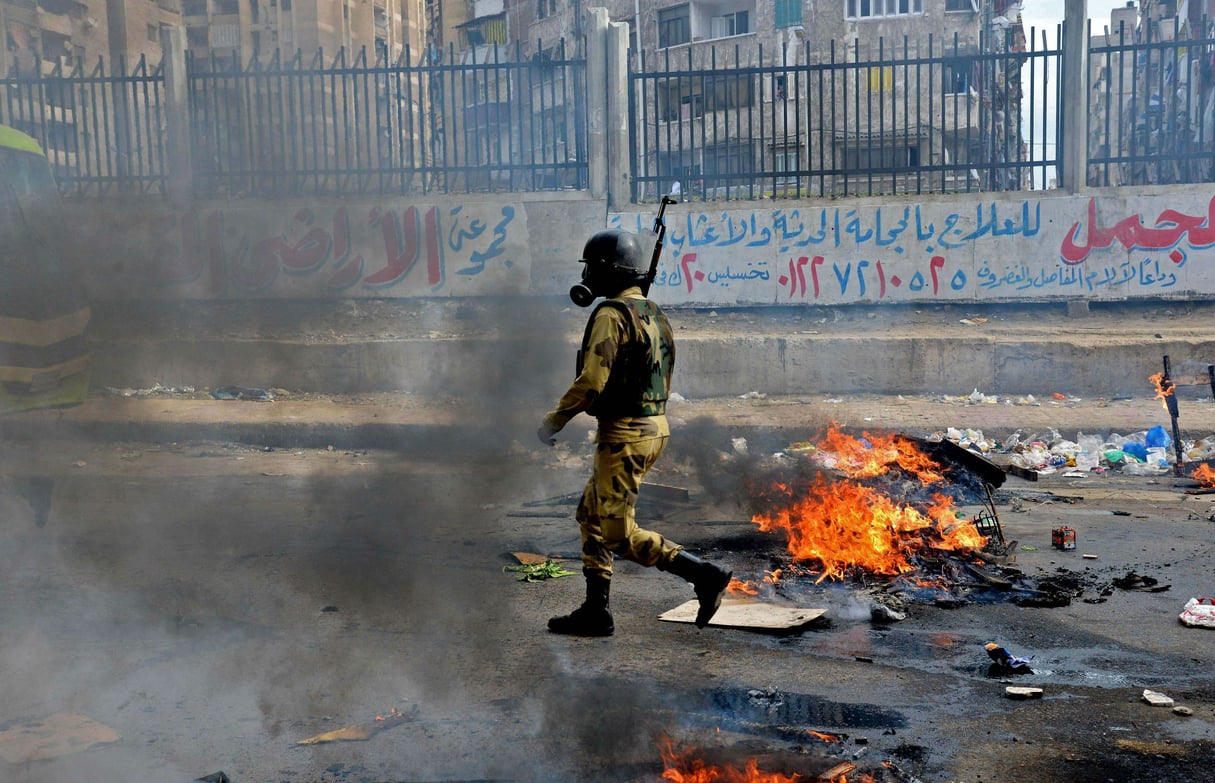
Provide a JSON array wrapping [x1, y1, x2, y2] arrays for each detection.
[[773, 255, 966, 300], [145, 203, 522, 294], [612, 201, 1042, 258], [979, 257, 1180, 292], [1061, 196, 1215, 264]]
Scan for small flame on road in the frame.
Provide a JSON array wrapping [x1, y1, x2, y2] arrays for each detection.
[[659, 737, 803, 782], [1192, 463, 1215, 487]]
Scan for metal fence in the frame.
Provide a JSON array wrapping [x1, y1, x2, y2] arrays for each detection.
[[1088, 16, 1215, 187], [629, 31, 1061, 202], [0, 55, 167, 197], [188, 40, 587, 197], [0, 40, 588, 198], [5, 22, 1215, 201]]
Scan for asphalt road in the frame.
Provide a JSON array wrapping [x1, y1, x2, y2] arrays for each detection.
[[1, 432, 1213, 783]]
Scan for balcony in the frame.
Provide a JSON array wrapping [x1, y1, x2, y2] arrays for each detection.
[[36, 8, 73, 37]]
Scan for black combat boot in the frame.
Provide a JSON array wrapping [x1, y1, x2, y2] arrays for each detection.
[[663, 551, 732, 628], [548, 573, 614, 636]]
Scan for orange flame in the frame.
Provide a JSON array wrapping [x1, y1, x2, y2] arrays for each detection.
[[753, 474, 985, 583], [815, 424, 945, 484], [728, 578, 760, 595], [659, 738, 805, 782], [1193, 463, 1215, 487], [1150, 372, 1176, 409], [807, 730, 844, 742], [764, 568, 782, 584]]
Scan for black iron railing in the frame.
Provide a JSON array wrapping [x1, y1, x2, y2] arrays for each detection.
[[187, 40, 588, 197], [0, 55, 167, 197], [4, 20, 1215, 201], [629, 31, 1061, 202], [1088, 16, 1215, 187]]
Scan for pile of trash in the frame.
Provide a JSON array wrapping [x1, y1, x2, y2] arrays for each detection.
[[935, 424, 1215, 477]]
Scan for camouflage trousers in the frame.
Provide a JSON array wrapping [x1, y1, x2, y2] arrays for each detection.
[[575, 435, 682, 579]]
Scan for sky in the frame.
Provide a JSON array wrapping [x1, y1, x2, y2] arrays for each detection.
[[1021, 0, 1136, 36], [1017, 1, 1139, 187]]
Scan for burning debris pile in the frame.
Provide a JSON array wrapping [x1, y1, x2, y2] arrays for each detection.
[[736, 425, 1081, 608]]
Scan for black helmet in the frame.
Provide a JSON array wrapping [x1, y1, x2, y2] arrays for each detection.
[[569, 230, 648, 307]]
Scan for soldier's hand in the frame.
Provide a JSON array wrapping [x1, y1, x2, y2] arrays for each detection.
[[537, 423, 558, 447]]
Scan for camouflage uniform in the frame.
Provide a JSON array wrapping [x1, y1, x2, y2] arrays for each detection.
[[542, 286, 682, 578]]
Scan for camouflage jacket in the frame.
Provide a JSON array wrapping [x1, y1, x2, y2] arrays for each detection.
[[543, 287, 675, 443]]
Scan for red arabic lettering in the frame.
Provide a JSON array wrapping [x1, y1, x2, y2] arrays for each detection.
[[1061, 196, 1215, 264]]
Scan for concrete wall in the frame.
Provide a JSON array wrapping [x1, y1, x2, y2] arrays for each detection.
[[74, 184, 1215, 307]]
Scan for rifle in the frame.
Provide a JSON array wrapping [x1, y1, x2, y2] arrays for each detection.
[[641, 195, 677, 296]]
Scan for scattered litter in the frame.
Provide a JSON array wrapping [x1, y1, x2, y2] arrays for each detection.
[[1005, 686, 1043, 699], [986, 643, 1034, 674], [1179, 596, 1215, 628], [870, 603, 906, 623], [104, 383, 195, 397], [503, 559, 576, 582], [194, 774, 230, 783], [1051, 527, 1077, 551], [0, 713, 120, 763], [959, 318, 988, 325], [659, 598, 826, 632], [737, 391, 766, 400], [731, 437, 749, 455], [1142, 689, 1175, 707], [1082, 554, 1099, 560], [211, 386, 274, 401], [817, 761, 857, 781], [1112, 571, 1171, 593], [1174, 705, 1195, 716], [297, 708, 412, 745]]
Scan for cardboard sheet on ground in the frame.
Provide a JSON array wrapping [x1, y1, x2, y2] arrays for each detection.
[[659, 598, 826, 631], [0, 712, 120, 763]]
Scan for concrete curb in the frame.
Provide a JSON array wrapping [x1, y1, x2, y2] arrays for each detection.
[[3, 393, 1212, 452]]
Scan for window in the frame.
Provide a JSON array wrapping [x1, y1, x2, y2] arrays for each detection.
[[147, 23, 159, 42], [186, 25, 208, 46], [214, 0, 238, 14], [846, 0, 923, 19], [705, 143, 754, 179], [774, 74, 788, 101], [704, 74, 753, 111], [183, 0, 206, 15], [841, 142, 921, 170], [774, 146, 800, 181], [658, 5, 690, 48], [710, 10, 748, 39], [944, 59, 971, 94], [945, 0, 977, 10], [537, 0, 557, 19], [776, 0, 802, 28]]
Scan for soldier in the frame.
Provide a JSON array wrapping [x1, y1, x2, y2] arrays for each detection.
[[538, 229, 732, 637]]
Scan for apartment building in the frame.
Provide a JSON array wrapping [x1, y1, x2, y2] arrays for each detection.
[[507, 0, 1027, 197]]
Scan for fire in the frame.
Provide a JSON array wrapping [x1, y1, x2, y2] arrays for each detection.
[[807, 730, 844, 742], [1150, 371, 1176, 407], [750, 426, 986, 583], [1192, 463, 1215, 487], [753, 474, 984, 583], [659, 738, 804, 782], [728, 578, 760, 595], [815, 424, 945, 484]]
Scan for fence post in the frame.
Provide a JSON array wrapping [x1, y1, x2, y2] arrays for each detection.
[[160, 25, 193, 204], [585, 6, 609, 200], [606, 21, 630, 211], [1060, 0, 1089, 192]]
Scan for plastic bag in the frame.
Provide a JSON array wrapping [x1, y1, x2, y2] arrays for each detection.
[[1145, 424, 1172, 450], [1179, 597, 1215, 628]]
